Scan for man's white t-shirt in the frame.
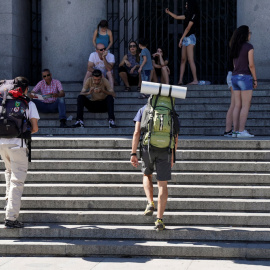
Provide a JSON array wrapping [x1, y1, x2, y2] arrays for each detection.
[[0, 101, 40, 148], [88, 52, 115, 75]]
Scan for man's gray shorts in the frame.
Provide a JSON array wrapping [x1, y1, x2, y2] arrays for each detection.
[[141, 146, 171, 181]]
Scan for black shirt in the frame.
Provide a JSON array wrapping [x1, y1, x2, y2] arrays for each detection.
[[184, 9, 198, 36]]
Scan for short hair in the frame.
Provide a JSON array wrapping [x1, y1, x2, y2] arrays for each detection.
[[42, 68, 50, 73], [92, 69, 102, 77], [14, 76, 29, 92], [138, 38, 148, 47]]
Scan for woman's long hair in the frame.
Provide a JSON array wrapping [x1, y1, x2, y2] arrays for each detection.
[[230, 25, 249, 59], [154, 47, 167, 65], [129, 41, 140, 63], [186, 0, 199, 15]]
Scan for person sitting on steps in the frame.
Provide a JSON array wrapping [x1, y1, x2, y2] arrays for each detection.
[[72, 69, 116, 128]]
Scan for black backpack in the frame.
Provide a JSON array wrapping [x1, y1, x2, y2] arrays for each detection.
[[0, 79, 32, 160]]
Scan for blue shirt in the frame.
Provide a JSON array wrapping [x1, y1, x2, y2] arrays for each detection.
[[140, 48, 153, 71], [133, 105, 146, 123]]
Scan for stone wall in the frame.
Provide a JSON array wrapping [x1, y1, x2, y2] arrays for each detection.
[[238, 0, 270, 80], [42, 0, 107, 82], [0, 0, 31, 79]]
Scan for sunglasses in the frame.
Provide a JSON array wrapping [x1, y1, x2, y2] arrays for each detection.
[[43, 74, 51, 78], [129, 45, 136, 48], [98, 48, 106, 51]]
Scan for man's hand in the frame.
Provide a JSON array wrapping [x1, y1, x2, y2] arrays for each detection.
[[29, 93, 37, 99], [130, 155, 139, 168], [52, 93, 59, 98], [89, 87, 95, 95], [102, 50, 108, 59]]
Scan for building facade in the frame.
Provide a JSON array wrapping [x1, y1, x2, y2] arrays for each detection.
[[0, 0, 269, 84]]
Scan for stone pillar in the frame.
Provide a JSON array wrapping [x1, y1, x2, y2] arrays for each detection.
[[42, 0, 107, 82], [0, 0, 31, 79], [238, 0, 270, 80]]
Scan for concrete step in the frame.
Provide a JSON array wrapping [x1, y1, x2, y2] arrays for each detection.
[[30, 149, 270, 161], [34, 127, 270, 136], [39, 111, 270, 120], [62, 96, 270, 105], [0, 238, 269, 259], [1, 224, 270, 242], [37, 118, 270, 128], [1, 160, 269, 172], [1, 210, 270, 226], [1, 184, 270, 198], [61, 89, 270, 98], [30, 137, 270, 150], [2, 197, 270, 211], [2, 171, 270, 185], [39, 104, 270, 112]]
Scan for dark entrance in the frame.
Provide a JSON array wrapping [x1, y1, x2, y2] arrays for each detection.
[[108, 0, 237, 84]]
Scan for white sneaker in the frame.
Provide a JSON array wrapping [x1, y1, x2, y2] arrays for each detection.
[[237, 130, 254, 138], [232, 131, 239, 138], [109, 119, 116, 128]]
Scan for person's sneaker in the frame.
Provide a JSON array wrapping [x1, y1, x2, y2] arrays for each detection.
[[4, 219, 24, 229], [144, 201, 155, 216], [72, 120, 84, 128], [232, 131, 240, 138], [224, 129, 232, 137], [237, 130, 254, 138], [109, 119, 116, 128], [4, 200, 8, 210], [154, 219, 165, 231], [60, 119, 68, 128]]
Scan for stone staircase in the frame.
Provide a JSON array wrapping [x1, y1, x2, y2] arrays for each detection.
[[33, 84, 270, 136], [1, 84, 270, 259]]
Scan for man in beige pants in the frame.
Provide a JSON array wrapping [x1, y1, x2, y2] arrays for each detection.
[[0, 77, 39, 228]]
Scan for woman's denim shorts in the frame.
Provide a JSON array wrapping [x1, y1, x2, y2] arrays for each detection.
[[227, 71, 232, 89], [231, 74, 253, 91], [182, 34, 196, 46]]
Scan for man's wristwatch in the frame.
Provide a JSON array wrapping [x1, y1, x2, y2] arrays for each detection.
[[130, 153, 137, 157]]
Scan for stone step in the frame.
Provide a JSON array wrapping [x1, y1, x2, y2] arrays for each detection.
[[57, 83, 270, 91], [2, 197, 270, 211], [37, 118, 270, 128], [1, 210, 270, 226], [0, 238, 269, 259], [62, 96, 270, 105], [3, 184, 270, 198], [1, 172, 270, 185], [1, 160, 268, 172], [1, 224, 270, 242], [34, 127, 270, 136], [30, 149, 270, 160], [61, 89, 270, 98], [39, 111, 270, 120], [39, 104, 270, 112], [30, 137, 270, 150]]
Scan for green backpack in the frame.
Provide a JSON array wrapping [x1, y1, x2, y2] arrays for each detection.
[[140, 94, 180, 160]]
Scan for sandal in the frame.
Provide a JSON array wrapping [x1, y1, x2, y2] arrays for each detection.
[[124, 86, 131, 92], [137, 86, 141, 92]]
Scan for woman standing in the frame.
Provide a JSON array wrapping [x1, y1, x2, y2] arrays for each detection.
[[118, 41, 140, 91], [152, 47, 170, 84], [230, 25, 257, 138], [165, 0, 198, 85], [92, 20, 113, 51]]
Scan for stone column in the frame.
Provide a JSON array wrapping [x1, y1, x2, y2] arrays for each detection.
[[42, 0, 107, 82], [0, 0, 31, 79], [238, 0, 270, 80]]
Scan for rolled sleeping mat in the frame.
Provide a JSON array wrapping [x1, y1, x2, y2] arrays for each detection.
[[141, 81, 187, 99]]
